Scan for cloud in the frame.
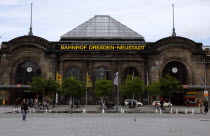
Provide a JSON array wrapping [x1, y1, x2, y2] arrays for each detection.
[[1, 0, 210, 45], [0, 0, 19, 6]]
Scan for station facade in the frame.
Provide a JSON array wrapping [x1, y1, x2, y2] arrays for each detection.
[[0, 15, 209, 105]]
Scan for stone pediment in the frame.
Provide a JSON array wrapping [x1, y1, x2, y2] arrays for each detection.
[[148, 36, 203, 52]]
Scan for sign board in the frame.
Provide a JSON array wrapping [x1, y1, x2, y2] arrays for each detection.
[[186, 92, 197, 95], [59, 45, 145, 51], [16, 84, 22, 87], [183, 85, 188, 88], [204, 91, 208, 97]]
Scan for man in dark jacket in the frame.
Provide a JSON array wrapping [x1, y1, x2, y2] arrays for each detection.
[[203, 100, 209, 113], [160, 98, 164, 110], [21, 99, 28, 121], [14, 99, 18, 108]]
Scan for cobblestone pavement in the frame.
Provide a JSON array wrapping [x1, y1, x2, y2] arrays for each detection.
[[0, 113, 210, 136]]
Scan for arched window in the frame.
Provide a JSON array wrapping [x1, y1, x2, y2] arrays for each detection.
[[65, 67, 81, 79], [94, 67, 110, 80], [124, 67, 138, 79], [15, 60, 41, 84], [162, 61, 187, 85]]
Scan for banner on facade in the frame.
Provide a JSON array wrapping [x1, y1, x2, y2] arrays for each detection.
[[86, 73, 92, 87], [114, 72, 119, 85], [56, 72, 62, 85]]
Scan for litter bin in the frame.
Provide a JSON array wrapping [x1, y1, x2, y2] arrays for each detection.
[[2, 99, 5, 105]]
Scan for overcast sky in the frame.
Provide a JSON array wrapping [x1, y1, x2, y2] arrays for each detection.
[[0, 0, 210, 45]]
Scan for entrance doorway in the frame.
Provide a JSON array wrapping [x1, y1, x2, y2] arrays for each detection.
[[162, 61, 188, 105]]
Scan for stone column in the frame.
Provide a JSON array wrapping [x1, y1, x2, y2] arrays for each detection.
[[82, 60, 88, 81], [59, 61, 64, 79]]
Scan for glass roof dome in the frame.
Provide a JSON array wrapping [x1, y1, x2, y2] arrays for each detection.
[[61, 15, 144, 40]]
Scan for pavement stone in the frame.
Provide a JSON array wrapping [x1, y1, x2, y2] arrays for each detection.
[[0, 113, 210, 136], [0, 105, 210, 136]]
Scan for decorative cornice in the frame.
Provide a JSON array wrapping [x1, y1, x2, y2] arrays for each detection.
[[148, 36, 203, 52], [2, 36, 50, 50]]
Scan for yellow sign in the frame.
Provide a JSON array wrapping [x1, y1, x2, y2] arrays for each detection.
[[186, 92, 197, 95], [60, 45, 145, 50]]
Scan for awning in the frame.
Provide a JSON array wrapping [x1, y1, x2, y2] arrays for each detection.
[[0, 85, 30, 89], [185, 86, 210, 89]]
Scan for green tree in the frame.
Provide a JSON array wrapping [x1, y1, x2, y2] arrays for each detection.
[[30, 76, 60, 100], [159, 74, 183, 98], [122, 75, 145, 99], [147, 81, 161, 95], [94, 79, 114, 104], [44, 78, 60, 98], [61, 77, 85, 102], [30, 76, 45, 97]]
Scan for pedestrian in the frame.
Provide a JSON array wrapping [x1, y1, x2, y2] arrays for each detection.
[[115, 105, 118, 112], [160, 98, 164, 110], [203, 100, 209, 113], [21, 99, 28, 121], [14, 99, 18, 108], [30, 98, 34, 108], [198, 100, 202, 114], [46, 100, 50, 110], [186, 99, 190, 108], [34, 98, 38, 108]]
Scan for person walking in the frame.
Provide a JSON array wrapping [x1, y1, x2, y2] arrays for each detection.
[[203, 100, 209, 113], [21, 99, 28, 121], [14, 99, 18, 108], [160, 98, 164, 110], [46, 100, 50, 110], [186, 99, 190, 108], [198, 100, 202, 114]]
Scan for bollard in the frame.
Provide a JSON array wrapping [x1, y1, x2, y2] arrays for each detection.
[[45, 109, 48, 113], [160, 108, 162, 114], [49, 109, 51, 113], [83, 108, 86, 113], [156, 107, 158, 114], [185, 109, 188, 114], [102, 109, 104, 113], [176, 109, 178, 114], [123, 109, 125, 113], [121, 108, 123, 113], [192, 109, 194, 114], [13, 108, 15, 113], [29, 109, 32, 114], [170, 107, 173, 114]]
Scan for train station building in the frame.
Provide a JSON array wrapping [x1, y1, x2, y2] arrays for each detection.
[[0, 15, 209, 105]]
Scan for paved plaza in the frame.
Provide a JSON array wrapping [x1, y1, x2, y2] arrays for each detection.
[[0, 106, 210, 136]]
